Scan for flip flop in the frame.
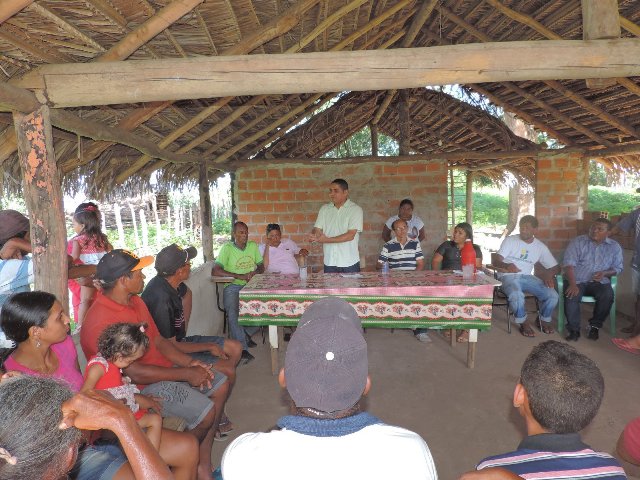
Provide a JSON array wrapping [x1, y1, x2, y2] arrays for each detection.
[[456, 330, 469, 343], [519, 323, 535, 338], [214, 430, 229, 442], [612, 338, 640, 356], [218, 419, 235, 434], [535, 318, 554, 335]]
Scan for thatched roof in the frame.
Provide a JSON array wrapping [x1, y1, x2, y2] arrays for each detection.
[[1, 0, 640, 196]]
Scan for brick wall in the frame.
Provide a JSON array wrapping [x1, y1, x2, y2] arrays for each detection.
[[234, 161, 448, 271], [534, 153, 588, 256]]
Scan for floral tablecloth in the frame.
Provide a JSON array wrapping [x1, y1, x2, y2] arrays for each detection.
[[238, 270, 500, 330]]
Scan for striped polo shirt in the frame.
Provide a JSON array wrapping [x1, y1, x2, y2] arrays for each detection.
[[476, 433, 626, 479], [378, 239, 423, 270]]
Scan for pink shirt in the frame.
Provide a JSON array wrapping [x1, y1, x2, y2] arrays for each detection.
[[259, 238, 301, 275], [4, 335, 84, 392]]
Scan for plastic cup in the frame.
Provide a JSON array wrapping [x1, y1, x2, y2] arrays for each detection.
[[299, 266, 308, 280], [462, 264, 474, 280]]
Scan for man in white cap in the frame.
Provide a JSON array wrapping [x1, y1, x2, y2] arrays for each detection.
[[221, 296, 437, 480]]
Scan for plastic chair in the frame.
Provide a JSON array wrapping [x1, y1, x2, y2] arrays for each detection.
[[556, 275, 617, 336]]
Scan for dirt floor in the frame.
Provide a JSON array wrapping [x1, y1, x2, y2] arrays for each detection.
[[212, 306, 640, 479]]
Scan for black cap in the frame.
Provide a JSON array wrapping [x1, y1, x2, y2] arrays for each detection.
[[96, 249, 154, 283], [155, 244, 197, 275]]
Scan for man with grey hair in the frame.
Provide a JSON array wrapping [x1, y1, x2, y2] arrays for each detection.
[[221, 297, 437, 479]]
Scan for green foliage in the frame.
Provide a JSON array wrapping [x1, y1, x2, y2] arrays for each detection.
[[323, 126, 399, 157], [588, 186, 639, 217], [472, 191, 508, 226], [213, 216, 231, 235], [589, 162, 609, 186]]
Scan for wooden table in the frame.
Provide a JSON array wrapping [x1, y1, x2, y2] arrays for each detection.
[[238, 270, 500, 372]]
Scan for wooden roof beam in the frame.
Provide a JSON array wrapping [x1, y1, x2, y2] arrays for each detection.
[[0, 81, 199, 164], [0, 0, 33, 24], [582, 0, 620, 89], [14, 38, 640, 108], [372, 0, 438, 125]]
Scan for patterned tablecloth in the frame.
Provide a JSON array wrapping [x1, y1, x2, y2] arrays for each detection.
[[239, 270, 500, 330]]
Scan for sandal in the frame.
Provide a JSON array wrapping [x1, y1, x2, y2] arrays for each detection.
[[535, 318, 554, 335], [612, 338, 640, 356], [519, 322, 535, 338], [214, 430, 229, 442], [218, 419, 235, 434], [456, 330, 469, 343]]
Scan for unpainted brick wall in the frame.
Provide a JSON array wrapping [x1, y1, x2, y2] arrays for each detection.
[[234, 161, 449, 271], [534, 153, 588, 257]]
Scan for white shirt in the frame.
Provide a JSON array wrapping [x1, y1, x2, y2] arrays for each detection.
[[314, 199, 363, 267], [222, 423, 438, 480], [497, 234, 557, 275]]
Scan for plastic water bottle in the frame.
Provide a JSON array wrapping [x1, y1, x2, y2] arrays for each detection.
[[382, 260, 390, 274], [461, 239, 476, 279]]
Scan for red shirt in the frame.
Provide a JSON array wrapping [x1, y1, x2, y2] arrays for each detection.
[[81, 292, 173, 371]]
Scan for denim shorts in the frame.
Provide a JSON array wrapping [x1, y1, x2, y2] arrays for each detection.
[[141, 373, 226, 431], [69, 441, 127, 480], [181, 335, 225, 365]]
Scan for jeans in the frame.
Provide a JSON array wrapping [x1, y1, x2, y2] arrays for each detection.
[[499, 274, 558, 324], [564, 281, 614, 332], [323, 262, 360, 273], [223, 283, 249, 350]]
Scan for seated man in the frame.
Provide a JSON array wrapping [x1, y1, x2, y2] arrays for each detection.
[[494, 215, 559, 337], [377, 218, 429, 342], [141, 243, 241, 433], [212, 221, 264, 364], [81, 249, 230, 480], [221, 297, 438, 479], [562, 218, 623, 341], [463, 340, 625, 479]]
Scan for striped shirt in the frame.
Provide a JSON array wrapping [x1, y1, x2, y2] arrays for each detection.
[[378, 239, 423, 270], [562, 235, 623, 284], [476, 433, 626, 479]]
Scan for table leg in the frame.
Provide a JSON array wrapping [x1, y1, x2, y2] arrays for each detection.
[[450, 328, 456, 347], [466, 329, 478, 368], [269, 326, 279, 376]]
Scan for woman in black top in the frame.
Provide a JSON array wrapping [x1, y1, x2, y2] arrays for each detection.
[[432, 222, 483, 343]]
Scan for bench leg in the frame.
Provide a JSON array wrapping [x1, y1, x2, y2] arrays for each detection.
[[467, 329, 478, 369], [269, 326, 280, 376], [450, 328, 456, 347]]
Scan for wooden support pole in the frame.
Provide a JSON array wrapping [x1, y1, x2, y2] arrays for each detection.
[[370, 123, 378, 156], [128, 203, 140, 251], [140, 209, 149, 251], [13, 105, 68, 306], [114, 203, 125, 248], [199, 163, 214, 262], [466, 172, 473, 223], [14, 39, 640, 108], [582, 0, 620, 89], [398, 90, 411, 155]]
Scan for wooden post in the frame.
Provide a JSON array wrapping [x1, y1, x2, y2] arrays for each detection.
[[128, 203, 140, 251], [449, 169, 455, 227], [139, 209, 149, 251], [13, 105, 68, 306], [114, 203, 125, 248], [230, 172, 238, 226], [151, 195, 162, 250], [370, 123, 378, 156], [188, 206, 194, 242], [398, 90, 411, 155], [582, 0, 620, 89], [466, 171, 474, 223], [199, 163, 214, 262], [166, 205, 172, 236]]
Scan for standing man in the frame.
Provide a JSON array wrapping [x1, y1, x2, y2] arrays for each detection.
[[221, 297, 438, 480], [562, 218, 622, 341], [612, 201, 640, 334], [212, 221, 264, 364], [309, 179, 363, 273], [494, 215, 559, 337]]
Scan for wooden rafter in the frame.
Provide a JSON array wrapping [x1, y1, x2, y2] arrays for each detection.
[[0, 0, 33, 24], [581, 0, 620, 88], [113, 0, 322, 183], [438, 5, 614, 146], [97, 0, 205, 62]]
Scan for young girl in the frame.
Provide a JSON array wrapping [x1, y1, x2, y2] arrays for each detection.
[[82, 322, 163, 450], [69, 202, 112, 327]]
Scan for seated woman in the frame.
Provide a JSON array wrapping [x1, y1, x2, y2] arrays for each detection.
[[381, 199, 425, 242], [432, 222, 483, 342], [0, 375, 174, 480], [0, 291, 198, 480], [260, 223, 308, 274]]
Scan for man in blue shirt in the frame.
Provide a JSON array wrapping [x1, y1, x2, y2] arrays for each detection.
[[562, 218, 623, 341]]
